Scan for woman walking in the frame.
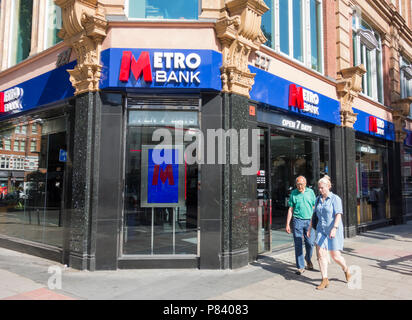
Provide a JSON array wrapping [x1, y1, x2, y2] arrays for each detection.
[[307, 176, 351, 290]]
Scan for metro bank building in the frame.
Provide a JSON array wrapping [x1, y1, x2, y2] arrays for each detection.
[[0, 0, 411, 270]]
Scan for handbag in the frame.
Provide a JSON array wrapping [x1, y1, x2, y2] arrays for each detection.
[[311, 196, 320, 230]]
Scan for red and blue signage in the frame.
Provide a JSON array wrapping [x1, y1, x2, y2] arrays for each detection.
[[147, 148, 180, 204], [250, 65, 341, 125], [0, 61, 75, 119], [353, 108, 395, 141], [100, 48, 222, 92], [141, 146, 185, 208]]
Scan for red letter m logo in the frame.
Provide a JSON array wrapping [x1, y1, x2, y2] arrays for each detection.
[[288, 84, 304, 110], [0, 92, 4, 113], [119, 51, 153, 82], [152, 165, 175, 186]]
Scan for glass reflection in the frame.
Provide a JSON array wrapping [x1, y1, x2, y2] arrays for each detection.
[[123, 111, 199, 255], [129, 0, 198, 20], [356, 141, 390, 224], [0, 114, 67, 247]]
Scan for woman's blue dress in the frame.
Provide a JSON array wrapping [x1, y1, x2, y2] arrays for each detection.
[[315, 192, 344, 251]]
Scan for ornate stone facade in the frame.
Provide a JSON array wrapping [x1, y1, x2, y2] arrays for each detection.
[[55, 0, 107, 95], [336, 65, 367, 128], [392, 98, 412, 142], [216, 0, 268, 98]]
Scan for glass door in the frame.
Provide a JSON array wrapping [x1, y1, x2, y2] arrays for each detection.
[[269, 129, 328, 249]]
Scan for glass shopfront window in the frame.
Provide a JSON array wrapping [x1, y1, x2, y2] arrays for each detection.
[[128, 0, 199, 20], [356, 140, 390, 224], [123, 108, 199, 255], [0, 110, 71, 248], [402, 147, 412, 217], [269, 129, 329, 248]]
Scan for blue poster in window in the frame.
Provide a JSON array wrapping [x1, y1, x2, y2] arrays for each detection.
[[59, 149, 67, 162], [141, 145, 185, 208]]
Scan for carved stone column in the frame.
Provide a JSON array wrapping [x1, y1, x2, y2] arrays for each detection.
[[336, 65, 366, 128], [54, 0, 108, 270], [392, 98, 412, 143], [55, 0, 107, 95], [216, 0, 269, 98], [213, 1, 268, 269], [334, 65, 366, 237]]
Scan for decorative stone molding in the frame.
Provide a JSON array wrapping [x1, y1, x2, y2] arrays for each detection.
[[336, 65, 366, 128], [216, 0, 269, 98], [54, 0, 108, 95], [392, 97, 412, 143]]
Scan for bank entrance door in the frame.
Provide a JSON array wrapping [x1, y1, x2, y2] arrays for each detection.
[[269, 129, 329, 249]]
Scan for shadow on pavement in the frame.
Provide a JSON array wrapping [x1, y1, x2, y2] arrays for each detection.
[[250, 255, 346, 288]]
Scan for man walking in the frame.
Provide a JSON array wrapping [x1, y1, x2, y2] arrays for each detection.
[[286, 176, 316, 275]]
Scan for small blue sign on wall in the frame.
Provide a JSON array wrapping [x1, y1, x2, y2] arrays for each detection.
[[59, 149, 67, 162]]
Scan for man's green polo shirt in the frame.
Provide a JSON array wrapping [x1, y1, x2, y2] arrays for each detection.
[[288, 187, 316, 220]]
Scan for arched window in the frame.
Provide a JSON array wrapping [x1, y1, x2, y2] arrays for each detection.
[[352, 16, 384, 104]]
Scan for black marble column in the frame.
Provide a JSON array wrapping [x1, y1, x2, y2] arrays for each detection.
[[68, 92, 124, 271], [68, 92, 101, 270], [199, 93, 223, 269], [220, 93, 257, 269], [94, 93, 123, 270], [331, 126, 357, 238], [388, 141, 404, 225]]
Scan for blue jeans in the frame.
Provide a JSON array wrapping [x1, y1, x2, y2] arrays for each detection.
[[292, 217, 315, 270]]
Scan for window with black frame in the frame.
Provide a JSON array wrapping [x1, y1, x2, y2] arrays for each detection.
[[123, 109, 199, 255], [355, 140, 390, 224]]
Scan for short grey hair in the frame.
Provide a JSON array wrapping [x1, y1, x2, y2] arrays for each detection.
[[296, 176, 307, 184]]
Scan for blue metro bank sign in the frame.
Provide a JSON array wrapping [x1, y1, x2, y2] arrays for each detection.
[[99, 48, 222, 91]]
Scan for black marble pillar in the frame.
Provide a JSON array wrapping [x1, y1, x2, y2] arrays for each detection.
[[220, 93, 257, 269], [69, 92, 101, 270], [68, 92, 124, 271], [94, 93, 123, 270], [388, 141, 404, 225], [199, 93, 223, 269], [331, 126, 357, 238]]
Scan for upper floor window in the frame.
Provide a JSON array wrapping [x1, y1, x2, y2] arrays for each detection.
[[31, 124, 37, 134], [262, 0, 323, 73], [9, 0, 33, 66], [4, 138, 11, 151], [127, 0, 199, 20], [400, 56, 412, 118], [44, 0, 62, 49], [13, 140, 19, 152], [352, 17, 384, 104]]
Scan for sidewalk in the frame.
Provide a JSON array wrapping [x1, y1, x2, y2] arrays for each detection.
[[0, 221, 411, 300]]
